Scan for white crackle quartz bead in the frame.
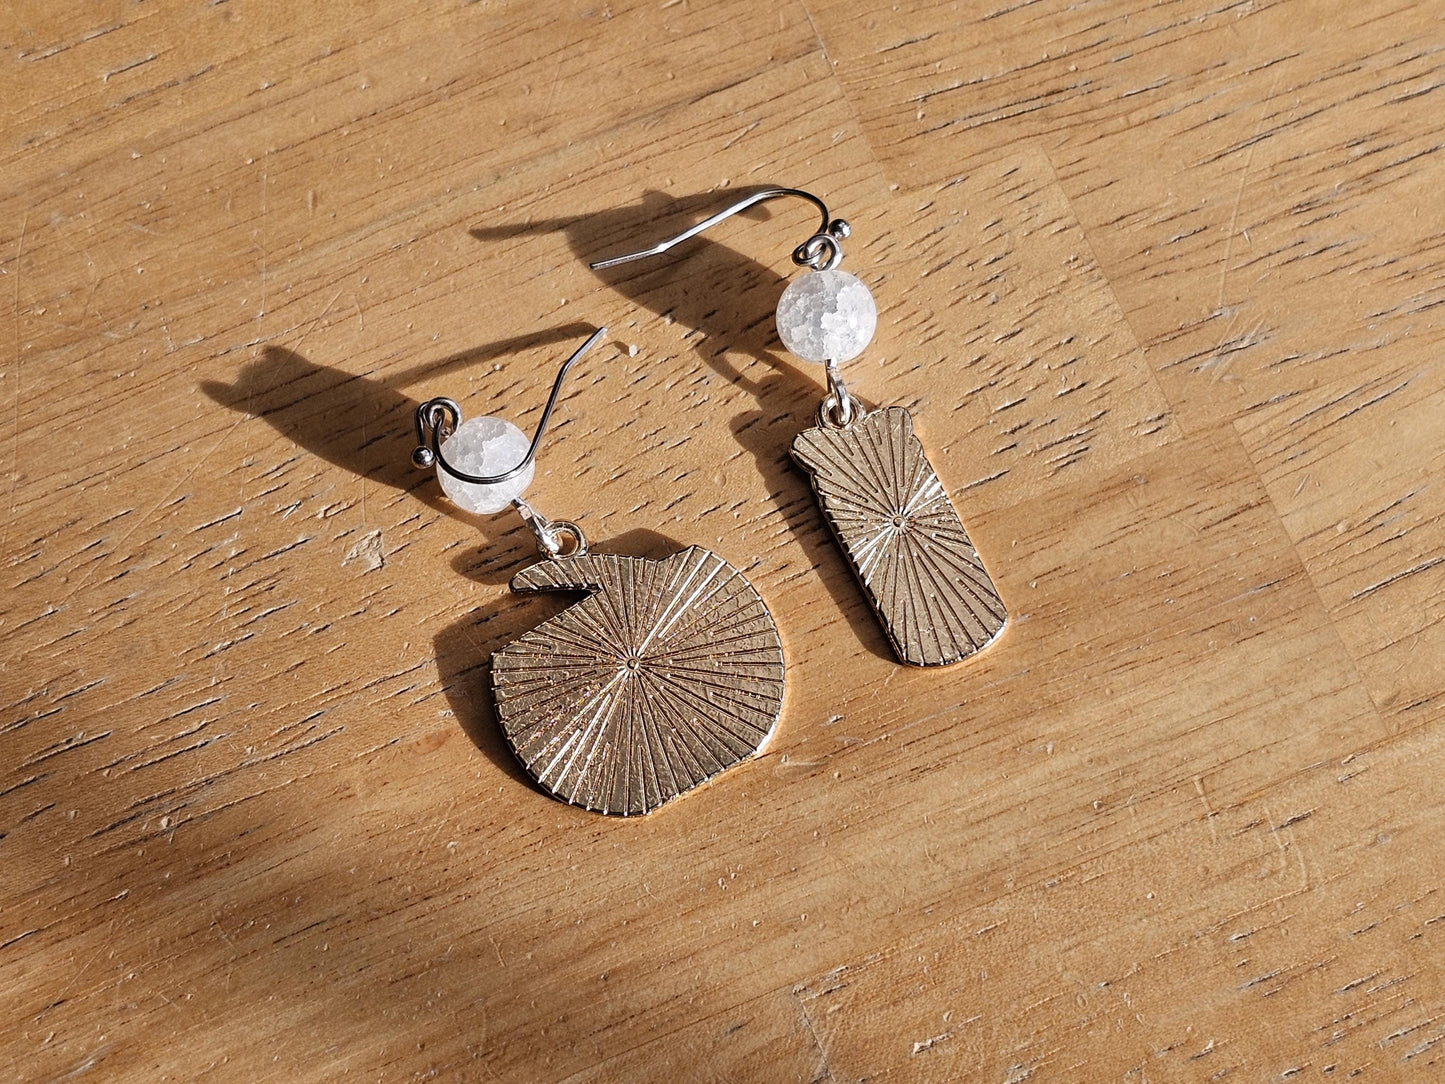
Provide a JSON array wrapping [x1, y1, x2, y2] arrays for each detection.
[[775, 269, 878, 364], [436, 415, 534, 514]]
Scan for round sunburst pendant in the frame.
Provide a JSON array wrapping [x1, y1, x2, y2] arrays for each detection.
[[491, 546, 785, 815]]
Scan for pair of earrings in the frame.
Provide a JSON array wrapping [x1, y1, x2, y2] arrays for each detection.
[[412, 188, 1008, 816]]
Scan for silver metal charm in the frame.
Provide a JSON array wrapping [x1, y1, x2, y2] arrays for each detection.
[[493, 547, 785, 815], [792, 407, 1006, 666]]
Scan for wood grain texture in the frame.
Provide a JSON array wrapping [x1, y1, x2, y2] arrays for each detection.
[[1, 0, 1441, 1080]]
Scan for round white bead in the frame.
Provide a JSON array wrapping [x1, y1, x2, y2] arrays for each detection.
[[775, 269, 877, 364], [436, 415, 534, 514]]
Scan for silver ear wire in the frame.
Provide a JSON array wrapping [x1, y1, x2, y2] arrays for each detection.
[[589, 188, 850, 272], [411, 326, 607, 486]]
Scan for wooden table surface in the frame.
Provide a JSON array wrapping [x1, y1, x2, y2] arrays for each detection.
[[4, 1, 1443, 1080]]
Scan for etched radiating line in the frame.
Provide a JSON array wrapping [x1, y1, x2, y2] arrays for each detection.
[[647, 571, 758, 655], [924, 537, 1008, 629], [797, 426, 890, 519], [909, 529, 953, 663], [639, 552, 728, 656], [544, 668, 626, 790], [648, 659, 767, 753], [636, 676, 672, 805]]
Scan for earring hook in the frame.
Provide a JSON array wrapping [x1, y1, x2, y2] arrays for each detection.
[[589, 187, 851, 272], [411, 326, 607, 486]]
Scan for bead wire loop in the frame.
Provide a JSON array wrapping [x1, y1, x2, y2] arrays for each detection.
[[793, 233, 845, 272], [589, 187, 849, 272], [412, 327, 607, 487]]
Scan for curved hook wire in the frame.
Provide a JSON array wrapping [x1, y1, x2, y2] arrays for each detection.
[[588, 187, 851, 272], [412, 326, 607, 486]]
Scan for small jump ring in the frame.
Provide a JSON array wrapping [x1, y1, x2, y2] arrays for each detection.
[[516, 499, 589, 559], [544, 521, 589, 559], [818, 392, 857, 429]]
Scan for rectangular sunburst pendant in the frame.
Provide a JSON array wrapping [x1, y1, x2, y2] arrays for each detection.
[[791, 406, 1007, 667]]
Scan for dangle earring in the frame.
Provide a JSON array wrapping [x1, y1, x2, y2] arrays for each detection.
[[412, 327, 785, 816], [592, 189, 1008, 667]]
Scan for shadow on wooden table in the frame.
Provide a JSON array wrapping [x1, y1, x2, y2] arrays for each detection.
[[200, 327, 601, 524], [471, 188, 892, 661]]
